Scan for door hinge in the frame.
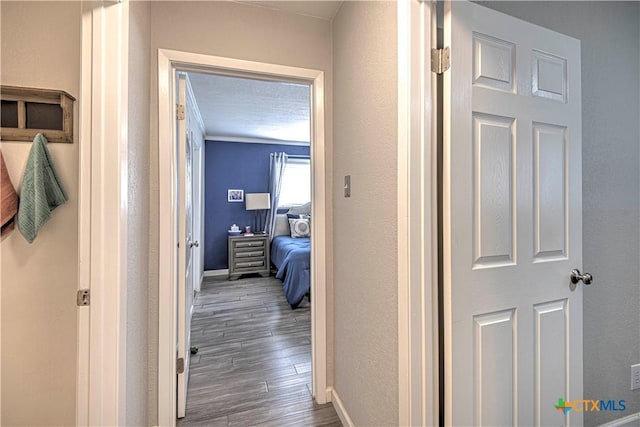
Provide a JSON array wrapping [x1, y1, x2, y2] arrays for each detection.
[[176, 104, 185, 120], [77, 289, 90, 306], [431, 47, 451, 74], [177, 357, 185, 374]]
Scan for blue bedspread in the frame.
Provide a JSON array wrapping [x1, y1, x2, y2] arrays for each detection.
[[271, 236, 310, 309]]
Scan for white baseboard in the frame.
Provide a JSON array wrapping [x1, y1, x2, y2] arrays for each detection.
[[203, 269, 228, 277], [599, 412, 640, 427], [329, 387, 354, 427]]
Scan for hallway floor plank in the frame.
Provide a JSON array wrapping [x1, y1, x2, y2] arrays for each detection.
[[177, 275, 341, 427]]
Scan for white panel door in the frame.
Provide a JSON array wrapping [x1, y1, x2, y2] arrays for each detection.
[[177, 74, 195, 419], [443, 2, 583, 425]]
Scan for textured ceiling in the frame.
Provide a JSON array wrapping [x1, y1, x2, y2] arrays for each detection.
[[187, 72, 311, 144]]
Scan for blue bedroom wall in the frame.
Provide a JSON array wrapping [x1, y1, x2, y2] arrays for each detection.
[[204, 140, 310, 270]]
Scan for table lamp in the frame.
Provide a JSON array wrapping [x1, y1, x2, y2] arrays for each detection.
[[245, 193, 271, 233]]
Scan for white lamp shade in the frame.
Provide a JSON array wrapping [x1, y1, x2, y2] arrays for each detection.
[[245, 193, 271, 210]]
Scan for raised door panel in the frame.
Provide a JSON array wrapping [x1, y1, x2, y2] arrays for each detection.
[[473, 33, 516, 92], [473, 113, 516, 268], [533, 122, 568, 262], [533, 299, 569, 426], [474, 309, 517, 426], [534, 299, 568, 427], [532, 50, 567, 102]]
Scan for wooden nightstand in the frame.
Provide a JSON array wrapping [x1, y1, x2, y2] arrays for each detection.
[[228, 234, 270, 280]]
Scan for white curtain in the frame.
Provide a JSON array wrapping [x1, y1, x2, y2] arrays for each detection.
[[265, 152, 288, 240]]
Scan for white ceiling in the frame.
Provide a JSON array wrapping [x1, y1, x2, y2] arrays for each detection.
[[187, 72, 311, 144]]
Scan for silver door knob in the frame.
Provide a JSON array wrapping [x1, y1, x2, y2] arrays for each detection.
[[189, 240, 199, 248], [570, 269, 592, 285]]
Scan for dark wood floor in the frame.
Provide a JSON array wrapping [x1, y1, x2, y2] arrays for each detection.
[[177, 274, 341, 427]]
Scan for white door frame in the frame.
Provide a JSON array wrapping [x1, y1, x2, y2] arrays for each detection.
[[77, 1, 130, 425], [397, 1, 438, 425], [157, 48, 328, 425]]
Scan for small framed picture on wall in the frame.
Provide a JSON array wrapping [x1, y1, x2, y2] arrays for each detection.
[[228, 189, 244, 202]]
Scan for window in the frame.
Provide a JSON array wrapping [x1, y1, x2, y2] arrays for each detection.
[[278, 158, 310, 208]]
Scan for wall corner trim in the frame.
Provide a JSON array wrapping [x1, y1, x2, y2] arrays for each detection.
[[329, 387, 354, 427]]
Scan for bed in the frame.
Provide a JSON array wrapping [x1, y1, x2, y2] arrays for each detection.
[[271, 235, 310, 309], [270, 208, 311, 309]]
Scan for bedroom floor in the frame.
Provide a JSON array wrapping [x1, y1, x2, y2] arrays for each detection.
[[177, 275, 341, 427]]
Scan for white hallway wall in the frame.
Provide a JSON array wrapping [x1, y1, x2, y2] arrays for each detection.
[[0, 1, 81, 425], [477, 2, 640, 425], [146, 2, 334, 423], [332, 2, 399, 425]]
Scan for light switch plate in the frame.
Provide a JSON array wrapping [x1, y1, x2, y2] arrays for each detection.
[[631, 363, 640, 390], [344, 175, 351, 198]]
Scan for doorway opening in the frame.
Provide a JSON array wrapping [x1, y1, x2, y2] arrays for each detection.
[[178, 70, 315, 422], [157, 49, 329, 426]]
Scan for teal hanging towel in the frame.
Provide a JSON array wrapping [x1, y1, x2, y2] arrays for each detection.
[[17, 133, 67, 243]]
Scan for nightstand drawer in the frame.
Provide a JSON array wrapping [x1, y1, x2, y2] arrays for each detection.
[[235, 250, 264, 258], [235, 259, 265, 269], [234, 240, 265, 249]]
